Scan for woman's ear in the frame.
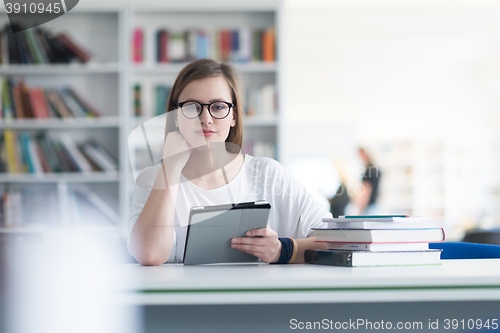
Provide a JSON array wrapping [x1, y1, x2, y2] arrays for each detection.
[[231, 108, 237, 127]]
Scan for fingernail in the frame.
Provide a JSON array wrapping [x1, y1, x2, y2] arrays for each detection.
[[246, 231, 251, 236], [231, 244, 236, 248], [231, 238, 237, 243]]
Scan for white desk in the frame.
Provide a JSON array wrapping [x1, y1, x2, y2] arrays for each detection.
[[119, 260, 500, 333], [120, 259, 500, 305]]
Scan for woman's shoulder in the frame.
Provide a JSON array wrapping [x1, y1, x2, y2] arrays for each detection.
[[134, 163, 162, 190], [244, 154, 287, 177]]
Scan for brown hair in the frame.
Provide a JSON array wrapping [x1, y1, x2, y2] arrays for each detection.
[[165, 59, 244, 153]]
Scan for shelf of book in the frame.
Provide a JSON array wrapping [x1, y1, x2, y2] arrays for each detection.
[[0, 1, 283, 234], [0, 8, 126, 233]]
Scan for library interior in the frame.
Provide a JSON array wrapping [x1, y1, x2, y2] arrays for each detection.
[[1, 1, 500, 332]]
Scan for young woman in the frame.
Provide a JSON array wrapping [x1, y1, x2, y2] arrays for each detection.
[[128, 59, 330, 265]]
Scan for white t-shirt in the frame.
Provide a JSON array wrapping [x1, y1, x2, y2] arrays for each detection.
[[128, 155, 332, 263]]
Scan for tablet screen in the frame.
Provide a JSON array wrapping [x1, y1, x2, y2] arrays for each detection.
[[183, 201, 271, 265]]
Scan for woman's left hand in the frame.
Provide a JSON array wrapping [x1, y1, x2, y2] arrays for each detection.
[[231, 227, 281, 263]]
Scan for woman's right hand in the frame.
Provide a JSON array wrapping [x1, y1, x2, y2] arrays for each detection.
[[163, 131, 193, 174]]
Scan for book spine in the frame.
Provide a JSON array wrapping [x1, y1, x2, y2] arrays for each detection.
[[24, 30, 45, 64], [133, 28, 143, 63], [4, 130, 19, 173], [2, 78, 13, 120], [37, 133, 62, 172], [47, 89, 72, 118], [59, 134, 93, 172], [65, 86, 100, 117], [12, 83, 24, 119], [19, 132, 32, 173], [304, 249, 353, 267], [133, 84, 142, 117], [26, 134, 43, 174], [81, 142, 117, 171], [57, 33, 91, 63]]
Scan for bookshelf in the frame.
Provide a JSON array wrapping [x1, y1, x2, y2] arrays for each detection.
[[128, 1, 282, 164], [0, 1, 283, 236], [0, 6, 127, 233]]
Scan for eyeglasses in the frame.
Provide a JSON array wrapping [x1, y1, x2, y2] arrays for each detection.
[[177, 101, 234, 119]]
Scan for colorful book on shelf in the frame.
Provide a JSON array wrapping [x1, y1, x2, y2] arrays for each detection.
[[36, 133, 62, 172], [64, 86, 101, 117], [57, 32, 91, 63], [23, 29, 46, 64], [133, 28, 143, 63], [79, 141, 118, 172], [312, 228, 446, 243], [304, 249, 442, 267], [0, 29, 8, 64], [59, 134, 93, 172], [7, 78, 17, 118], [0, 137, 6, 173], [6, 24, 20, 64], [25, 133, 43, 174], [4, 130, 20, 173], [262, 27, 275, 62]]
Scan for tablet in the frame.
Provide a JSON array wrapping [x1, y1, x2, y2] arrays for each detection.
[[183, 201, 271, 265]]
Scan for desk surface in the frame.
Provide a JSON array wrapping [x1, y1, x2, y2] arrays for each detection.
[[118, 259, 500, 305]]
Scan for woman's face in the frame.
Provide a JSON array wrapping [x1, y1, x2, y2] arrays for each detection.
[[176, 75, 236, 149]]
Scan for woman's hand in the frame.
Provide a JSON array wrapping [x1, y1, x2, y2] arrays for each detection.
[[163, 131, 193, 171], [231, 227, 281, 263]]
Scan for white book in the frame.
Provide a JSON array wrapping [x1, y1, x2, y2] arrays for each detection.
[[59, 134, 93, 172], [313, 228, 445, 243], [305, 249, 442, 267], [325, 242, 430, 251], [81, 142, 117, 171], [239, 27, 251, 62]]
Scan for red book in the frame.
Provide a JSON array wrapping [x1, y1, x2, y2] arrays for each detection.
[[29, 89, 45, 118], [57, 32, 91, 63], [133, 28, 143, 63], [37, 89, 51, 118], [220, 30, 231, 62], [159, 30, 169, 63]]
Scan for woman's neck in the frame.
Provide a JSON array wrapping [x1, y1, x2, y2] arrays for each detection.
[[182, 142, 240, 181]]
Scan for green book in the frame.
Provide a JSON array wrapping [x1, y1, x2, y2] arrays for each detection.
[[23, 29, 47, 64]]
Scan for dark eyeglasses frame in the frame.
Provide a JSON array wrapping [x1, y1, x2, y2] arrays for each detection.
[[177, 101, 235, 119]]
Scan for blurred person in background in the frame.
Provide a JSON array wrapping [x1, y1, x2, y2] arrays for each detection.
[[356, 148, 381, 215]]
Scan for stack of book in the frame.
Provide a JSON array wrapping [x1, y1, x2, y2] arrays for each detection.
[[305, 215, 445, 267]]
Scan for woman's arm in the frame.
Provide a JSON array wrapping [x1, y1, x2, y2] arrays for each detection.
[[128, 132, 192, 266], [128, 163, 181, 266]]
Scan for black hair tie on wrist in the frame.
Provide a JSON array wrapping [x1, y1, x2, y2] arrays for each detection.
[[272, 238, 294, 264]]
